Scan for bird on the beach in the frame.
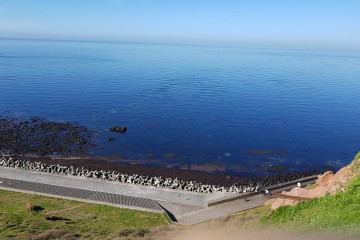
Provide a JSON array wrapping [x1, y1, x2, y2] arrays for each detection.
[[256, 184, 272, 197], [262, 189, 272, 197]]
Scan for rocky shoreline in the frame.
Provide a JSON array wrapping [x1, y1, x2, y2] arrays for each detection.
[[0, 116, 318, 194], [0, 156, 316, 194]]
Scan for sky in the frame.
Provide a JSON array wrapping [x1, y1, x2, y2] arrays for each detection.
[[0, 0, 359, 49]]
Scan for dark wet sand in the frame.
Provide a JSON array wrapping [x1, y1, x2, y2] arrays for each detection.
[[13, 156, 316, 187]]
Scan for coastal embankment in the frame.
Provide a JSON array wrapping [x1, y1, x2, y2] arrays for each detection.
[[0, 156, 315, 194]]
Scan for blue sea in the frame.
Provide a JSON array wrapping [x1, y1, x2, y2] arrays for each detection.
[[1, 39, 360, 176]]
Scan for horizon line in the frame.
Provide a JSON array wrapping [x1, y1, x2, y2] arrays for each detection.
[[0, 36, 359, 52]]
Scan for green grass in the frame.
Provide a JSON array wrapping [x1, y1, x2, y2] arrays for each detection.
[[304, 183, 317, 190], [0, 190, 169, 239], [355, 152, 360, 162], [263, 152, 360, 235]]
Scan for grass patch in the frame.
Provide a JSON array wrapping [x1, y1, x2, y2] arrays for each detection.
[[351, 151, 360, 172], [355, 152, 360, 162], [0, 189, 169, 239], [304, 183, 317, 190], [263, 153, 360, 235]]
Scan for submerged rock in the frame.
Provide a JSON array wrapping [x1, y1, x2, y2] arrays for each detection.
[[109, 126, 127, 133]]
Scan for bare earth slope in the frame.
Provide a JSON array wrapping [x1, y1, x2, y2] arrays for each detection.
[[267, 155, 360, 210]]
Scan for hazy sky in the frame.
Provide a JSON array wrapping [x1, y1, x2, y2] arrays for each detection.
[[0, 0, 359, 48]]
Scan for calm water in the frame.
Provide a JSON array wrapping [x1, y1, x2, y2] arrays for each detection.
[[1, 39, 360, 176]]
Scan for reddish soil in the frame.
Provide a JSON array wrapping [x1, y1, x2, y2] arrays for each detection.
[[266, 157, 360, 210]]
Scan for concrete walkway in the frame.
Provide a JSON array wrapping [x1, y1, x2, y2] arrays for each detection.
[[0, 166, 316, 225], [0, 167, 231, 207]]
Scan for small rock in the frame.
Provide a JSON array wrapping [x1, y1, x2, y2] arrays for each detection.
[[109, 126, 127, 133], [26, 202, 35, 211]]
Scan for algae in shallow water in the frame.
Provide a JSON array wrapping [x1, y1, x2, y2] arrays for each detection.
[[0, 116, 99, 156]]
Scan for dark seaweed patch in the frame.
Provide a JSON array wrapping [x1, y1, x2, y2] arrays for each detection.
[[249, 149, 288, 155], [0, 116, 99, 156]]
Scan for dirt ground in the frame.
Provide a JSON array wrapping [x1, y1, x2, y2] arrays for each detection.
[[266, 157, 360, 210]]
